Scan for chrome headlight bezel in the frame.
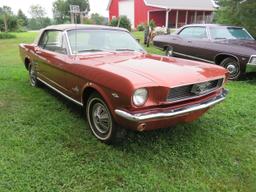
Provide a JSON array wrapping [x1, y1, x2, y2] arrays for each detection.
[[132, 88, 148, 106]]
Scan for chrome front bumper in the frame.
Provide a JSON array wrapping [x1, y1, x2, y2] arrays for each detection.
[[115, 89, 228, 122]]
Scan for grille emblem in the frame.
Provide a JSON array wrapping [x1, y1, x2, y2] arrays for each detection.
[[191, 82, 212, 95]]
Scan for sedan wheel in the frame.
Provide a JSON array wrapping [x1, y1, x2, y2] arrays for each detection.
[[165, 47, 174, 57], [220, 57, 241, 80], [86, 93, 122, 143]]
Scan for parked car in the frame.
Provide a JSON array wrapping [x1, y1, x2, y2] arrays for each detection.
[[19, 24, 228, 143], [153, 24, 256, 80]]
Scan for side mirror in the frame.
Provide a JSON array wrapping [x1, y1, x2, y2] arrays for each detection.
[[136, 38, 140, 43]]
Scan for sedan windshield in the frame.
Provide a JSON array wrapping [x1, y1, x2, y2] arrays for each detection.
[[209, 27, 253, 40], [67, 29, 144, 54]]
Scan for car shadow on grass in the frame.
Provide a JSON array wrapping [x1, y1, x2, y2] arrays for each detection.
[[241, 72, 256, 84]]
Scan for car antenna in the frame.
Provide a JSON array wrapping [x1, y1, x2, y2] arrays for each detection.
[[70, 5, 80, 57]]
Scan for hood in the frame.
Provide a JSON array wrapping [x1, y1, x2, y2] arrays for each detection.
[[77, 52, 226, 88]]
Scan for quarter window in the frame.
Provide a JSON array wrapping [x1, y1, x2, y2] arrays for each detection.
[[39, 30, 68, 54], [179, 27, 208, 39]]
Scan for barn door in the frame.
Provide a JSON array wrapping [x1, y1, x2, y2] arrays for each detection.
[[119, 0, 135, 28]]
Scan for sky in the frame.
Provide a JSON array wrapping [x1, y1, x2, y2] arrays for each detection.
[[0, 0, 109, 18]]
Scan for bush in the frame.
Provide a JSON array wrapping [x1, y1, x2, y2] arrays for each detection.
[[137, 24, 145, 31], [109, 16, 131, 31], [149, 19, 156, 30], [0, 33, 16, 39]]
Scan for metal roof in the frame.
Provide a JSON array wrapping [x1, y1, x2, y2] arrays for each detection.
[[107, 0, 216, 11], [43, 24, 128, 31], [144, 0, 216, 10]]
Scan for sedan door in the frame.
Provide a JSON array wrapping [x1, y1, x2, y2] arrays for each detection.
[[174, 26, 213, 63]]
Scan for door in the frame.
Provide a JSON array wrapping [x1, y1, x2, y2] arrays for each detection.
[[119, 0, 135, 28], [35, 30, 70, 94], [174, 26, 212, 62]]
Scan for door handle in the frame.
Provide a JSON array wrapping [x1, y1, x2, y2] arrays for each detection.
[[35, 48, 42, 54], [187, 40, 192, 43]]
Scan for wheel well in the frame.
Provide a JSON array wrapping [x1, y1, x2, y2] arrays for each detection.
[[24, 57, 30, 70], [163, 45, 171, 51], [82, 87, 98, 107], [215, 54, 238, 65]]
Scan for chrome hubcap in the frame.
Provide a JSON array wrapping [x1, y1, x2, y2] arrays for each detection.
[[30, 66, 36, 86], [92, 103, 111, 134], [227, 64, 238, 76], [167, 49, 173, 56]]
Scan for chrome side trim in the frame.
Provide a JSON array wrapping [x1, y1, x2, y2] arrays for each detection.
[[37, 78, 83, 106], [115, 89, 228, 122], [173, 51, 215, 64]]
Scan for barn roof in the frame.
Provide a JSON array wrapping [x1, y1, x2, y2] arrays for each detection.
[[107, 0, 217, 11], [144, 0, 216, 10]]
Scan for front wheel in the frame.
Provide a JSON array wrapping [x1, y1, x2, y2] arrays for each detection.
[[220, 57, 241, 80], [165, 46, 174, 57], [86, 93, 124, 144]]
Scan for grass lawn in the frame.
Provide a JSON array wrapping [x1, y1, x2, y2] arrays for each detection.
[[0, 32, 256, 191]]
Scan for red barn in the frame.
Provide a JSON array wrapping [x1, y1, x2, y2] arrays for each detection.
[[107, 0, 217, 28]]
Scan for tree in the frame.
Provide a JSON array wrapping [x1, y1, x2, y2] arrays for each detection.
[[0, 6, 13, 32], [110, 16, 131, 31], [29, 5, 46, 20], [53, 0, 90, 24], [215, 0, 256, 35], [28, 5, 51, 30], [17, 9, 28, 26], [90, 13, 106, 25]]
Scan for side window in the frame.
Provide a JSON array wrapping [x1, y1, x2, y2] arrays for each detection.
[[179, 27, 207, 39], [38, 30, 68, 54]]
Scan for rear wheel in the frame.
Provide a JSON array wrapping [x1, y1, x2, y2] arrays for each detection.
[[220, 57, 241, 80], [29, 63, 40, 87], [86, 93, 125, 144]]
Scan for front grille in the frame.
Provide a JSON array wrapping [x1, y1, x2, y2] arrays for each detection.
[[167, 78, 223, 102]]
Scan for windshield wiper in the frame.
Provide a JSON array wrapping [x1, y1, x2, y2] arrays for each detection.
[[214, 37, 227, 40], [115, 48, 145, 53], [115, 48, 136, 52], [78, 49, 105, 53]]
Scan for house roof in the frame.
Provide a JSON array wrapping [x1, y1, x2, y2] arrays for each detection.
[[107, 0, 216, 11]]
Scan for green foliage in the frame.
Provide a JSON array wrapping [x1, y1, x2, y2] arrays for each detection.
[[215, 0, 256, 35], [149, 19, 156, 29], [27, 17, 52, 30], [90, 13, 106, 25], [53, 0, 90, 24], [27, 5, 51, 30], [0, 32, 16, 39], [17, 9, 28, 26], [137, 23, 145, 31], [109, 16, 131, 31]]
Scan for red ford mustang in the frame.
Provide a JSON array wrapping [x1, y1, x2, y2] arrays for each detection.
[[19, 24, 229, 143]]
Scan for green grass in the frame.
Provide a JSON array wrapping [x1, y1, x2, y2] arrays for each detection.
[[0, 32, 256, 191]]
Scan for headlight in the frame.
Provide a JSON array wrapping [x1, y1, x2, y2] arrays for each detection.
[[132, 88, 148, 106], [249, 56, 256, 65]]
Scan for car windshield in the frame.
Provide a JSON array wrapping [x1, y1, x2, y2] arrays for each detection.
[[67, 29, 144, 54], [209, 27, 253, 40]]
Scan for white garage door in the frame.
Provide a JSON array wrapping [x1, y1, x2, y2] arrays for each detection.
[[119, 0, 135, 28]]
